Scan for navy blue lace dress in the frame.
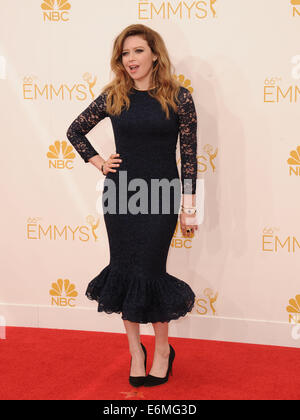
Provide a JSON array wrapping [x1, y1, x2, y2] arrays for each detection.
[[66, 86, 197, 324]]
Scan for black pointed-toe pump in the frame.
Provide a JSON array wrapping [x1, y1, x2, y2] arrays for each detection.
[[143, 344, 175, 387], [129, 342, 147, 387]]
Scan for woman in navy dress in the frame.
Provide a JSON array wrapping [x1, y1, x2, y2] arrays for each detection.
[[66, 24, 198, 387]]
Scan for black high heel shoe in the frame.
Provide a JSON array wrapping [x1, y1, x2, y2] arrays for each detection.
[[143, 344, 175, 387], [129, 342, 147, 387]]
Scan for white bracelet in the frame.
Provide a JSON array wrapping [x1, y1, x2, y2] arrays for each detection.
[[181, 206, 197, 215]]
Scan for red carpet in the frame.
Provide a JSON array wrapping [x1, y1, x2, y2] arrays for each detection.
[[1, 327, 300, 400]]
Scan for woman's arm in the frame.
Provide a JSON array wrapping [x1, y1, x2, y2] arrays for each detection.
[[66, 91, 108, 169], [177, 87, 198, 237], [177, 87, 198, 203]]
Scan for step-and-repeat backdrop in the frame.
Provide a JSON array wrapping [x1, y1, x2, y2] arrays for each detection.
[[1, 0, 300, 347]]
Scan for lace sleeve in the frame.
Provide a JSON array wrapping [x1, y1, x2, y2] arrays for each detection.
[[66, 92, 108, 163], [177, 87, 198, 194]]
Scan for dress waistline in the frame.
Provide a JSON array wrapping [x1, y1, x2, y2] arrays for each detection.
[[116, 149, 176, 159]]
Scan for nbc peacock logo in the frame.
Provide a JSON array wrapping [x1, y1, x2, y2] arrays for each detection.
[[173, 73, 194, 93], [171, 220, 195, 249], [49, 278, 78, 307], [286, 295, 300, 324], [47, 140, 75, 169], [41, 0, 71, 22], [287, 146, 300, 176], [291, 0, 300, 17]]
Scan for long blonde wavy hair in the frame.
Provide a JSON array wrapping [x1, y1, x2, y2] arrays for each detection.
[[101, 24, 182, 120]]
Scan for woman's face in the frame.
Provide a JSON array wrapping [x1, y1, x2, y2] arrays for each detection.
[[121, 35, 157, 86]]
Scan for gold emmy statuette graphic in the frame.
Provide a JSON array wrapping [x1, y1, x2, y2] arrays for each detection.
[[86, 215, 100, 241], [83, 73, 97, 100], [210, 0, 217, 17], [195, 289, 219, 316], [204, 288, 218, 316], [49, 278, 78, 307], [203, 144, 218, 173]]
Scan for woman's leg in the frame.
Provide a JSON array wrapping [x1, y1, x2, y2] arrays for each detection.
[[123, 320, 146, 376], [149, 322, 171, 377]]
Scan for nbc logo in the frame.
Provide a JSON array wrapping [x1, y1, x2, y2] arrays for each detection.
[[291, 0, 300, 17], [50, 279, 78, 307], [41, 0, 71, 22], [287, 146, 300, 176], [171, 220, 195, 248], [286, 295, 300, 324], [286, 294, 300, 341], [47, 140, 75, 169], [173, 74, 194, 93]]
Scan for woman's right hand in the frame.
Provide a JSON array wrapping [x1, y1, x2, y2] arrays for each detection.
[[102, 153, 122, 175]]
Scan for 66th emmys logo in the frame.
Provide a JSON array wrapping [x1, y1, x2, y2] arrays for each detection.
[[264, 56, 300, 104], [138, 0, 217, 20], [23, 73, 97, 101], [262, 227, 300, 253], [26, 216, 100, 241], [41, 0, 71, 22]]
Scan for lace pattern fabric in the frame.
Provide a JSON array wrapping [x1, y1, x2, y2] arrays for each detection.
[[66, 92, 108, 163], [66, 87, 197, 194], [177, 88, 198, 194]]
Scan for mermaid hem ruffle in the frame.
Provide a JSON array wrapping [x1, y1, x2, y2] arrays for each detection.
[[85, 264, 195, 324]]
